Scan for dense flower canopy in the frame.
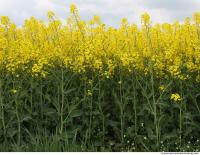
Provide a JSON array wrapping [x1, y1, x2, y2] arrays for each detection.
[[0, 4, 200, 81]]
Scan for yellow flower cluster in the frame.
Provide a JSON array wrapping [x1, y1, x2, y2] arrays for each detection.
[[0, 4, 200, 80], [159, 85, 166, 92], [170, 93, 182, 102]]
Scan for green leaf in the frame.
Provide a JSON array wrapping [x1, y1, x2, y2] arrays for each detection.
[[70, 110, 82, 118], [21, 115, 32, 122]]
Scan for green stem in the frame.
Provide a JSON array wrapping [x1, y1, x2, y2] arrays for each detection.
[[30, 76, 33, 111], [40, 82, 43, 119], [179, 81, 183, 149], [179, 104, 182, 148], [60, 68, 64, 134], [0, 81, 5, 137], [15, 101, 21, 145], [119, 69, 124, 143], [145, 24, 159, 149], [88, 74, 94, 141], [133, 75, 137, 137], [151, 73, 159, 148], [98, 76, 105, 143]]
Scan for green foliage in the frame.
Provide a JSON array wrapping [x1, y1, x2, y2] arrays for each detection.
[[0, 68, 200, 151]]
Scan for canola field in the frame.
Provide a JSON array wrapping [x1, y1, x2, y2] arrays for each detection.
[[0, 4, 200, 151]]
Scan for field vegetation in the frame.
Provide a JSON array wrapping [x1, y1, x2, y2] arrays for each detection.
[[0, 4, 200, 151]]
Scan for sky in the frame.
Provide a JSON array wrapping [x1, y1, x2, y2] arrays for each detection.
[[0, 0, 200, 27]]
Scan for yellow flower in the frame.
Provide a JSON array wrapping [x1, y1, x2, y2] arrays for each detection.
[[11, 89, 17, 94], [70, 4, 77, 13], [93, 15, 101, 24], [47, 11, 55, 20], [159, 85, 165, 92], [1, 16, 10, 25], [193, 12, 200, 24], [170, 93, 182, 102], [141, 12, 151, 25]]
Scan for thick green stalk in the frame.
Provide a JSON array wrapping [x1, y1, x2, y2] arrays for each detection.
[[88, 74, 94, 141], [119, 69, 124, 143], [30, 76, 33, 111], [0, 79, 5, 138], [98, 76, 105, 143], [15, 100, 21, 145], [40, 82, 43, 119], [60, 68, 64, 134], [179, 81, 183, 149], [145, 24, 159, 149], [133, 74, 137, 137]]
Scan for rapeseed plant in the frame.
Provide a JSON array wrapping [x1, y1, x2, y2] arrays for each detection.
[[0, 4, 200, 152]]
